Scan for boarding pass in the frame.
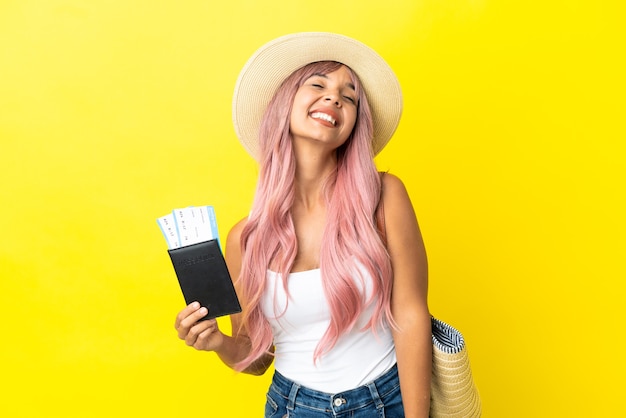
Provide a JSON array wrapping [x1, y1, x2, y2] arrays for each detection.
[[157, 206, 219, 250]]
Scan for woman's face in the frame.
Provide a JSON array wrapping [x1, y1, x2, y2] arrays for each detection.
[[289, 65, 358, 153]]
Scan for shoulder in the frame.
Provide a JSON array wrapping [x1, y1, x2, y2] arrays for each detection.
[[225, 217, 248, 254], [380, 173, 415, 216], [380, 172, 422, 248], [226, 217, 248, 245], [225, 217, 248, 275], [380, 172, 407, 193], [379, 173, 428, 296]]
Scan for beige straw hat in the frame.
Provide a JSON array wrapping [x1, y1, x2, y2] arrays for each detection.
[[232, 32, 403, 160]]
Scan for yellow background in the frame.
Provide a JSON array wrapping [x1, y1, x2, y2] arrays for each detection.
[[1, 0, 624, 416]]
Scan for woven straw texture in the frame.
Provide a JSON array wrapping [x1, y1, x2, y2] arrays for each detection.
[[430, 317, 482, 417]]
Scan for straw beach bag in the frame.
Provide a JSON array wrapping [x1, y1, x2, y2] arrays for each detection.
[[430, 317, 482, 417]]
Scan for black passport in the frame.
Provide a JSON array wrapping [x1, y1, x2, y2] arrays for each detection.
[[168, 239, 241, 320]]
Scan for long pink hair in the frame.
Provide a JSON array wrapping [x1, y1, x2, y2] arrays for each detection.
[[236, 61, 394, 371]]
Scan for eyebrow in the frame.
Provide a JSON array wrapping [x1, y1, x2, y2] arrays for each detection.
[[311, 73, 356, 91]]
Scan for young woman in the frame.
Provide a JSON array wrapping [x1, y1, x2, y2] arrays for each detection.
[[175, 32, 431, 417]]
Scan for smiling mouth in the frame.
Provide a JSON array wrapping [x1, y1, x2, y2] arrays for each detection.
[[310, 112, 337, 126]]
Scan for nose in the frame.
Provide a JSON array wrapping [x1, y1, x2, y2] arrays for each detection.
[[324, 93, 341, 107]]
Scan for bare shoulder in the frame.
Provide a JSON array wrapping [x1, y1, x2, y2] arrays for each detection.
[[380, 173, 428, 304], [226, 217, 248, 250], [380, 172, 425, 257], [225, 217, 248, 279], [381, 173, 417, 220], [381, 172, 408, 195]]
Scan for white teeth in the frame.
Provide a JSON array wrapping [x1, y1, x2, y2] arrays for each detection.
[[310, 112, 336, 126]]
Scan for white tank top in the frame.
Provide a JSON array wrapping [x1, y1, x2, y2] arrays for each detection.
[[260, 267, 396, 393]]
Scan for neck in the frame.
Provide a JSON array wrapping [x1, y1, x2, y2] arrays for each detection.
[[292, 146, 337, 210]]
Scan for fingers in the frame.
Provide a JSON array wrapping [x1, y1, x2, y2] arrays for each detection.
[[174, 302, 208, 339], [174, 302, 201, 328], [174, 302, 222, 351], [185, 319, 219, 349]]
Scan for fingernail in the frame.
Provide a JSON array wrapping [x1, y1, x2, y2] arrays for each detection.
[[199, 307, 208, 315], [191, 302, 200, 309]]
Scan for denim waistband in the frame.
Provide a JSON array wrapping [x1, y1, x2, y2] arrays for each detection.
[[269, 364, 400, 414]]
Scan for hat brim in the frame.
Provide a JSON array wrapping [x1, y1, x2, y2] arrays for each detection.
[[232, 32, 403, 160]]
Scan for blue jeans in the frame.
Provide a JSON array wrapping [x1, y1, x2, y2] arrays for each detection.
[[264, 364, 405, 417]]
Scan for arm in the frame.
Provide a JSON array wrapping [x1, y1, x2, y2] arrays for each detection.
[[174, 217, 274, 375], [382, 174, 432, 417]]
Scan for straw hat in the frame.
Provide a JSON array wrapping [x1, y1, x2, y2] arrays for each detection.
[[232, 32, 403, 160]]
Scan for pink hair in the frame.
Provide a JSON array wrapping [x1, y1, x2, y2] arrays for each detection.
[[236, 61, 394, 371]]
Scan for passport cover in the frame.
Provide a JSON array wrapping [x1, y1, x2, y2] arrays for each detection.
[[168, 239, 241, 320]]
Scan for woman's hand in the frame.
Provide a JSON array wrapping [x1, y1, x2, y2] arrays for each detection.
[[170, 218, 274, 375], [174, 302, 224, 351]]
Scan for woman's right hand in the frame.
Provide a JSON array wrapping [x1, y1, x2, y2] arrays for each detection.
[[174, 302, 224, 352]]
